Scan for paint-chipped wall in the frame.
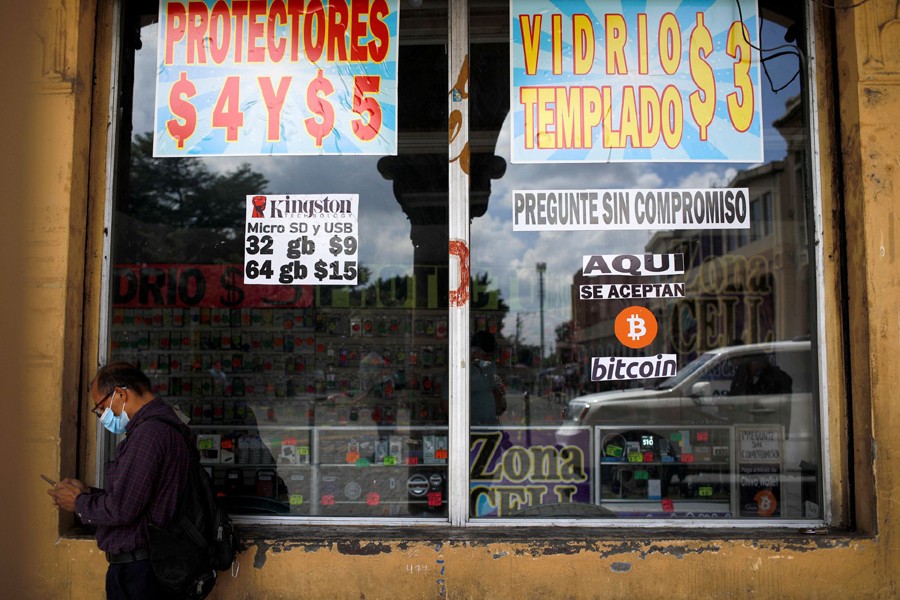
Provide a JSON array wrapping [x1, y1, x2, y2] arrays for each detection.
[[165, 533, 881, 599], [30, 531, 884, 600], [22, 1, 900, 598]]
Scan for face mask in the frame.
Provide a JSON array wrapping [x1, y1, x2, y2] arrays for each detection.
[[100, 390, 129, 435]]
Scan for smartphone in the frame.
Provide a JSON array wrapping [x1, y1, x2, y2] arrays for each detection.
[[40, 474, 56, 486]]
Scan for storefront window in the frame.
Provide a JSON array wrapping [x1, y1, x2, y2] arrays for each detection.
[[104, 0, 823, 524], [467, 0, 823, 520], [109, 1, 452, 518]]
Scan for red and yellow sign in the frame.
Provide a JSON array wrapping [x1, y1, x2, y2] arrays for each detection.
[[112, 263, 314, 308], [511, 0, 762, 163], [154, 0, 399, 157]]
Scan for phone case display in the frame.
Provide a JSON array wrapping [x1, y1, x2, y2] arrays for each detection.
[[109, 304, 449, 517], [110, 307, 318, 405], [192, 424, 313, 514], [316, 427, 447, 517], [311, 308, 448, 424], [597, 426, 735, 517]]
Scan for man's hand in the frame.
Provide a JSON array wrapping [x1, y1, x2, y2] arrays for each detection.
[[48, 478, 87, 512]]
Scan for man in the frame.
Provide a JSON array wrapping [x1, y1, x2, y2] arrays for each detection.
[[729, 354, 793, 396], [440, 330, 506, 427], [470, 330, 506, 427], [48, 362, 191, 599]]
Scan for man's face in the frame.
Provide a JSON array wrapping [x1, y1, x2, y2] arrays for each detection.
[[89, 381, 116, 418]]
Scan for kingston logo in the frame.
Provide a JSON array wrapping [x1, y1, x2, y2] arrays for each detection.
[[251, 196, 266, 218], [265, 196, 352, 219]]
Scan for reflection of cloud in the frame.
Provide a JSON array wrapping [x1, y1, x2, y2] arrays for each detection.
[[675, 167, 738, 189], [133, 23, 158, 135]]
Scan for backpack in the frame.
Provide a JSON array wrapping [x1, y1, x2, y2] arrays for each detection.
[[147, 418, 239, 599]]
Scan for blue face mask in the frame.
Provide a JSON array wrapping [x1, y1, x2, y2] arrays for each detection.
[[99, 390, 129, 435]]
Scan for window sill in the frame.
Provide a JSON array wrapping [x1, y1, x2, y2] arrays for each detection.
[[235, 523, 861, 547]]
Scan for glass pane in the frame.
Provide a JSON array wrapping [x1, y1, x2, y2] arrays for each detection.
[[108, 1, 449, 518], [469, 0, 822, 520]]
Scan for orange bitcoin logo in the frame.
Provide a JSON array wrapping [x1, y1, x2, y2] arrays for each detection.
[[614, 306, 658, 349], [754, 490, 778, 517]]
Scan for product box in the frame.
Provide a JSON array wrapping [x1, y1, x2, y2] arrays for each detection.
[[255, 469, 277, 498], [296, 445, 310, 464], [286, 472, 309, 514], [375, 438, 388, 463], [423, 435, 448, 465], [279, 444, 300, 465], [389, 436, 404, 463], [196, 434, 221, 464], [694, 445, 712, 462], [219, 436, 235, 464]]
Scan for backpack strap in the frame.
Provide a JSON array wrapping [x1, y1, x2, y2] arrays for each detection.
[[145, 417, 208, 547]]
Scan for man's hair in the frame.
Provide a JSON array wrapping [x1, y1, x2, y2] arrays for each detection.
[[93, 362, 152, 396]]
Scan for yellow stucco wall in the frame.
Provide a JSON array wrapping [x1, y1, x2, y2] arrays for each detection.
[[23, 533, 889, 599], [19, 1, 900, 598]]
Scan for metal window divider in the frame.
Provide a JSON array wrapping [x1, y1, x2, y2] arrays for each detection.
[[447, 0, 471, 527]]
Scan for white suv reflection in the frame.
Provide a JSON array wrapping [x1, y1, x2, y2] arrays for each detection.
[[559, 340, 817, 469]]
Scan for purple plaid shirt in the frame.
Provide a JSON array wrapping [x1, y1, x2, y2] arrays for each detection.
[[75, 398, 190, 554]]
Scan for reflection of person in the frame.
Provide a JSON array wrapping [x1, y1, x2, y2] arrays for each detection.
[[229, 404, 289, 510], [47, 362, 190, 600], [729, 355, 793, 396], [471, 331, 505, 426], [357, 350, 398, 429]]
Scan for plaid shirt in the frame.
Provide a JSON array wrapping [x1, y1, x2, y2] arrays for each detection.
[[75, 398, 190, 554]]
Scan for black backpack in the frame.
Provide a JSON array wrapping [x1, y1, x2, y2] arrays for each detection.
[[147, 418, 239, 599]]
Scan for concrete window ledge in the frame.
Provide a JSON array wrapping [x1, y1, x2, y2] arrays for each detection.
[[235, 524, 863, 548]]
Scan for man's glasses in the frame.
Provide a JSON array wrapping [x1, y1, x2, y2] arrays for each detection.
[[91, 387, 123, 418]]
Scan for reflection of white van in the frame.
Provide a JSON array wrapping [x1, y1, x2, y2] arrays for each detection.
[[558, 340, 820, 515]]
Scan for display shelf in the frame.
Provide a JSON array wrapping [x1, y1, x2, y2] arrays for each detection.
[[596, 425, 737, 515], [183, 420, 448, 516], [111, 301, 450, 518]]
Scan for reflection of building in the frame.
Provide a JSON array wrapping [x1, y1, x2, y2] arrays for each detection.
[[571, 271, 635, 372], [572, 96, 811, 373], [651, 96, 811, 359]]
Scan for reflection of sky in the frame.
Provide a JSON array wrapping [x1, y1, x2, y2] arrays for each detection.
[[133, 12, 804, 352]]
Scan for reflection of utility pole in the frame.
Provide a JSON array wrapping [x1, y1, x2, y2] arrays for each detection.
[[515, 312, 532, 430], [536, 262, 546, 367], [512, 312, 520, 373]]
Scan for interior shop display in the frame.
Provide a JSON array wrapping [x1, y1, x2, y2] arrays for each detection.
[[109, 302, 450, 517], [596, 425, 786, 518]]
